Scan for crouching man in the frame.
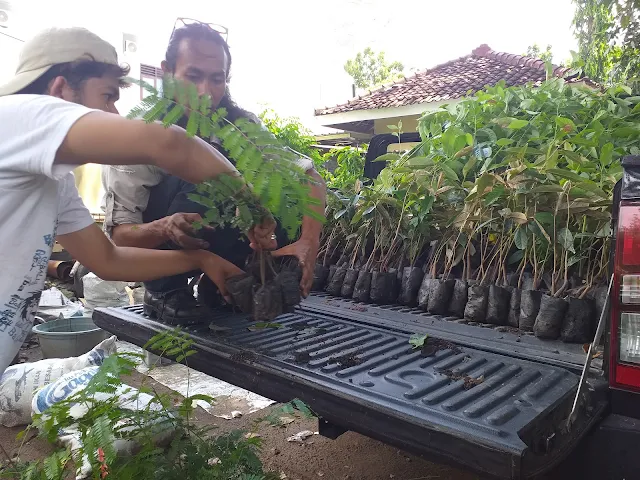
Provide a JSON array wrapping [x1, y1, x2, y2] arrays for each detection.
[[0, 27, 273, 375]]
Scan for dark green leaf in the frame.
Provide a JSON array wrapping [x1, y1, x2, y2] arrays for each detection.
[[508, 249, 524, 265], [557, 227, 575, 253], [407, 157, 434, 168], [373, 153, 401, 162], [508, 119, 529, 129], [514, 227, 529, 250], [534, 212, 555, 225]]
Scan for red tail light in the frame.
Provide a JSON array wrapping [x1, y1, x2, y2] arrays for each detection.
[[611, 201, 640, 392]]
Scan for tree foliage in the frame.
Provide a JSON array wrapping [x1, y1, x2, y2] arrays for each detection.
[[573, 0, 640, 85], [258, 108, 323, 168], [323, 146, 366, 192], [524, 44, 554, 63], [344, 47, 404, 89], [258, 110, 367, 192]]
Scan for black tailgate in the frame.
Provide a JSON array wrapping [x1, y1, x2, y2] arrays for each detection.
[[93, 300, 606, 480]]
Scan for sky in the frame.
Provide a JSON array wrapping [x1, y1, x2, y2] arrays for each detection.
[[0, 0, 578, 132]]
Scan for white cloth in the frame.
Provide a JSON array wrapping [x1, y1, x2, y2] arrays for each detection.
[[0, 94, 95, 375]]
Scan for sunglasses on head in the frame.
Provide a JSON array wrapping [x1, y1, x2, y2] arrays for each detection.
[[172, 17, 229, 42]]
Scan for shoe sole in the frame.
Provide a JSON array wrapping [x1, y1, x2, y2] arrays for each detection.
[[143, 303, 207, 326]]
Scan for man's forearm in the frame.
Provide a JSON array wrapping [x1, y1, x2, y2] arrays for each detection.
[[56, 113, 242, 185], [111, 221, 168, 249], [301, 169, 326, 240], [97, 247, 207, 282], [58, 223, 205, 282]]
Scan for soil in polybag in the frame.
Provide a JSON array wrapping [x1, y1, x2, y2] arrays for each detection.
[[277, 270, 301, 312], [326, 266, 347, 296], [417, 276, 436, 310], [399, 267, 424, 306], [340, 269, 359, 298], [370, 271, 396, 304], [448, 279, 468, 318], [519, 290, 541, 331], [486, 285, 511, 325], [560, 297, 596, 343], [534, 294, 568, 339], [428, 279, 455, 315], [505, 273, 519, 288], [507, 287, 521, 328], [388, 268, 401, 303], [226, 273, 256, 314], [326, 265, 338, 285], [521, 273, 535, 291], [592, 285, 610, 332], [253, 283, 283, 321], [353, 270, 372, 303], [464, 285, 488, 322], [311, 264, 329, 292]]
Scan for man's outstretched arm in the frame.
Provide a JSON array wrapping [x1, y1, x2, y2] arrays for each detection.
[[57, 223, 242, 298], [56, 111, 237, 184]]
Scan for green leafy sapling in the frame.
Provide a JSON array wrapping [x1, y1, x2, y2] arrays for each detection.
[[128, 77, 325, 319], [128, 76, 324, 240]]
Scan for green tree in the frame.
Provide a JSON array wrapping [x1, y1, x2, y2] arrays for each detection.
[[524, 43, 554, 62], [573, 0, 640, 84], [344, 47, 404, 89], [259, 108, 323, 168]]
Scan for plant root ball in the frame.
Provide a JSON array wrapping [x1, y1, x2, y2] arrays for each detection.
[[464, 285, 488, 323], [225, 273, 255, 314], [448, 280, 468, 318], [312, 264, 330, 291], [400, 267, 424, 307], [519, 290, 541, 331], [253, 283, 283, 321], [326, 266, 347, 296], [486, 285, 511, 325], [277, 270, 301, 312], [427, 279, 455, 315], [353, 270, 372, 303], [534, 294, 568, 340], [560, 297, 595, 343], [341, 269, 359, 298]]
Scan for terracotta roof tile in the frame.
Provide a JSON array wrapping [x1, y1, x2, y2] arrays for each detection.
[[315, 44, 596, 116]]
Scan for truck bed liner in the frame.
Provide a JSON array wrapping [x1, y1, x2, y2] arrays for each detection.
[[94, 299, 606, 479]]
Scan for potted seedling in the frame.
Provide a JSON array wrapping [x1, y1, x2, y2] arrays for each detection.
[[131, 77, 323, 321]]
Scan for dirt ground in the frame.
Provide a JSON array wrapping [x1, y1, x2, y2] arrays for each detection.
[[1, 341, 481, 480]]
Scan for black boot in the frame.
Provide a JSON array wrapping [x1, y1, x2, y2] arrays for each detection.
[[196, 275, 225, 310], [143, 288, 209, 325]]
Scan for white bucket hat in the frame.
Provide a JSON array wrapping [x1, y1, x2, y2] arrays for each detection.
[[0, 26, 119, 96]]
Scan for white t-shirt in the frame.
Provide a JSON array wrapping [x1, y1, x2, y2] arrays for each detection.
[[0, 95, 95, 374]]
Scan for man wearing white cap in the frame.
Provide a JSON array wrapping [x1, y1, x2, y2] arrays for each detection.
[[0, 26, 272, 375]]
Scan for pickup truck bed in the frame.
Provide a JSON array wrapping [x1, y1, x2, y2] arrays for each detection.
[[93, 294, 608, 480]]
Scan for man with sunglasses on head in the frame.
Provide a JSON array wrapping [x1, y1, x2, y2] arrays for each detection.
[[103, 19, 326, 326], [0, 26, 278, 375]]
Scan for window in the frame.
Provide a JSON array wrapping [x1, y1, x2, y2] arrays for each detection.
[[140, 64, 163, 100]]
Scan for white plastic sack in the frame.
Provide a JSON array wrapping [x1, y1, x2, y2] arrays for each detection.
[[82, 273, 129, 313], [0, 335, 117, 427], [33, 366, 175, 480]]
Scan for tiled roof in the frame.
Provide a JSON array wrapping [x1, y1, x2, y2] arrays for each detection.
[[315, 44, 594, 116]]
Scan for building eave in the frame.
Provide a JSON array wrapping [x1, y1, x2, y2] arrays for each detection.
[[316, 99, 459, 127]]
